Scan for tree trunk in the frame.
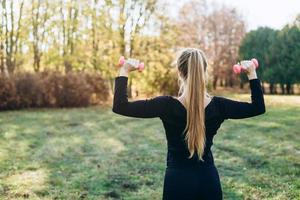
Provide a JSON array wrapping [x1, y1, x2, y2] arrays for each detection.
[[213, 76, 218, 90], [224, 79, 228, 87], [6, 57, 14, 74], [280, 83, 285, 94], [33, 50, 41, 72], [64, 60, 72, 73], [240, 82, 244, 89], [286, 83, 291, 94], [269, 83, 275, 94], [0, 29, 4, 74], [291, 84, 294, 94], [220, 79, 223, 87], [274, 84, 277, 94], [229, 77, 234, 88], [0, 45, 4, 74]]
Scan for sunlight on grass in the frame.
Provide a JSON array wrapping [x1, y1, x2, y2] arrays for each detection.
[[100, 138, 126, 154], [3, 130, 18, 139], [0, 150, 7, 163], [234, 94, 300, 107], [4, 169, 48, 199]]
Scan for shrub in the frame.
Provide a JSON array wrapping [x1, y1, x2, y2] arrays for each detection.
[[56, 72, 93, 107], [0, 71, 109, 110], [0, 76, 19, 110], [84, 72, 110, 104], [14, 73, 45, 108]]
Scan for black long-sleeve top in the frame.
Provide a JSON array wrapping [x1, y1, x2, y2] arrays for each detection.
[[112, 76, 266, 168]]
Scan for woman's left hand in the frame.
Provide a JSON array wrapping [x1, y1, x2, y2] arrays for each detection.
[[123, 58, 140, 72], [118, 58, 139, 76]]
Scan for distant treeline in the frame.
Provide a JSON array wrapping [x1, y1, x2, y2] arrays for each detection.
[[239, 26, 300, 94], [0, 0, 299, 99]]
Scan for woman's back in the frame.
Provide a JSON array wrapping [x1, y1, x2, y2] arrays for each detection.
[[112, 47, 265, 200], [161, 95, 223, 168], [112, 76, 265, 200]]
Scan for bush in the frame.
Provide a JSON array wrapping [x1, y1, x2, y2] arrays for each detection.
[[14, 73, 46, 108], [0, 76, 19, 110], [0, 71, 109, 110], [55, 72, 93, 107], [84, 73, 110, 104]]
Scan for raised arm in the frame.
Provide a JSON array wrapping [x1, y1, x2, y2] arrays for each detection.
[[217, 78, 266, 120], [217, 65, 266, 120], [112, 76, 170, 118]]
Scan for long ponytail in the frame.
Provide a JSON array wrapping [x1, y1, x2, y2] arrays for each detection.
[[177, 48, 208, 160]]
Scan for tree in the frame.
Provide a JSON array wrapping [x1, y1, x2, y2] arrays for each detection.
[[268, 25, 300, 94], [207, 5, 246, 89], [30, 0, 50, 72], [1, 0, 24, 74], [0, 3, 5, 75], [239, 27, 277, 93], [59, 0, 80, 73], [115, 0, 159, 97], [176, 0, 246, 89], [131, 14, 179, 96]]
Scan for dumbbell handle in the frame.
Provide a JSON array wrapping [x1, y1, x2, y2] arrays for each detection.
[[118, 56, 145, 72], [233, 58, 259, 74]]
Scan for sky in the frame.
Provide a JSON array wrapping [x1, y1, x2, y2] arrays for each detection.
[[171, 0, 300, 31]]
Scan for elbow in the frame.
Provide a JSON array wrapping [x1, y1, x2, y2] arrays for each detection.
[[262, 106, 266, 114], [112, 104, 125, 115], [112, 106, 120, 114], [256, 105, 266, 115], [112, 101, 128, 115]]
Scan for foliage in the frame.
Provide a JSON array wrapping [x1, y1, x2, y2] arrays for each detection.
[[268, 26, 300, 85], [176, 0, 246, 89], [239, 25, 300, 94], [0, 76, 19, 109], [239, 27, 277, 82], [0, 0, 299, 97]]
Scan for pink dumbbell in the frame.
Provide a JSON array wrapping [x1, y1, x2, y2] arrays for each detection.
[[233, 58, 259, 74], [118, 56, 145, 72]]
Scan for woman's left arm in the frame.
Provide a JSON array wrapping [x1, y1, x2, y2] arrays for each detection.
[[112, 68, 170, 118]]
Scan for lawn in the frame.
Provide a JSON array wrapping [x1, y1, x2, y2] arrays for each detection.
[[0, 94, 299, 200]]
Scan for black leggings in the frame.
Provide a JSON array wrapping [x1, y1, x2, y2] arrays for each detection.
[[162, 165, 223, 200]]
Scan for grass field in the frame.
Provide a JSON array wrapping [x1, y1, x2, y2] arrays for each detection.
[[0, 94, 299, 200]]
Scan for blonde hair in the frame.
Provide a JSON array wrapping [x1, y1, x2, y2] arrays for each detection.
[[177, 48, 209, 160]]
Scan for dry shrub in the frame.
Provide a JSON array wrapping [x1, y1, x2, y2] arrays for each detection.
[[84, 72, 110, 104], [56, 72, 93, 107], [14, 73, 46, 108], [39, 71, 61, 107], [0, 76, 19, 110], [0, 71, 109, 110]]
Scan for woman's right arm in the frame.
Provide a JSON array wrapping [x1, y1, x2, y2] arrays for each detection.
[[217, 69, 266, 120]]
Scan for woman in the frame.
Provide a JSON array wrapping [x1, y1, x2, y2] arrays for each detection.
[[112, 48, 266, 200]]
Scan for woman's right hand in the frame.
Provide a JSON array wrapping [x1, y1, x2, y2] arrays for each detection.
[[242, 61, 257, 80]]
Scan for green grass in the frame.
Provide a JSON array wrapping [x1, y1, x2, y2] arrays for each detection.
[[0, 95, 299, 200]]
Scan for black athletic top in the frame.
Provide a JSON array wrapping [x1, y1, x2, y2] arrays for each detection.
[[112, 76, 265, 169]]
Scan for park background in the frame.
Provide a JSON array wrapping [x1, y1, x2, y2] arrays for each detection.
[[0, 0, 299, 199]]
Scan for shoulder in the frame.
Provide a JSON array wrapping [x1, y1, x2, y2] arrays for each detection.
[[212, 95, 229, 103], [152, 95, 174, 109], [210, 95, 225, 112], [150, 95, 172, 101], [147, 95, 173, 106], [211, 95, 228, 108]]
